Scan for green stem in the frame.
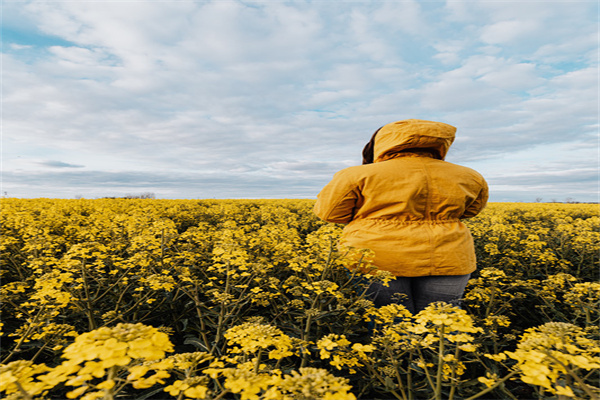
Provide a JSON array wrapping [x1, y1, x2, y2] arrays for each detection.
[[1, 306, 46, 364], [448, 346, 460, 400], [102, 367, 116, 400], [93, 265, 136, 303], [211, 262, 232, 355], [434, 325, 445, 400], [300, 279, 325, 367], [485, 284, 497, 319], [80, 259, 97, 330], [387, 346, 408, 400], [254, 349, 263, 373], [189, 287, 211, 353], [363, 358, 405, 400], [160, 228, 165, 269], [30, 338, 52, 363], [14, 381, 34, 400], [212, 390, 231, 400], [546, 353, 600, 400], [407, 351, 414, 400], [321, 238, 334, 281], [415, 346, 435, 390], [300, 313, 313, 368], [465, 370, 519, 400]]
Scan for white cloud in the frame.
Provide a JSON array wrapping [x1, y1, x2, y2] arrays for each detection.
[[477, 62, 542, 91], [2, 1, 597, 201], [371, 1, 424, 36], [9, 43, 33, 50], [480, 19, 540, 45], [432, 41, 465, 65]]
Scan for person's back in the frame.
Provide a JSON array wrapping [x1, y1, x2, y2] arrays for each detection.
[[314, 119, 488, 312]]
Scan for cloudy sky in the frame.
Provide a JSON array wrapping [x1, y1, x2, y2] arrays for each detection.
[[3, 1, 598, 202]]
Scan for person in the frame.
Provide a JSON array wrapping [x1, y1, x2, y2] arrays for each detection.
[[314, 119, 488, 314]]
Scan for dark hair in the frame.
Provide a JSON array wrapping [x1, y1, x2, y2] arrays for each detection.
[[397, 147, 443, 160], [362, 127, 382, 165]]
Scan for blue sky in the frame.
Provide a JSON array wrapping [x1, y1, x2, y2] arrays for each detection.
[[2, 0, 598, 202]]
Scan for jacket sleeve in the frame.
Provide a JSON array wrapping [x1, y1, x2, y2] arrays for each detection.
[[314, 169, 360, 224], [461, 177, 489, 219]]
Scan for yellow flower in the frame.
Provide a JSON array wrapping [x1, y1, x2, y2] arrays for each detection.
[[204, 360, 226, 379], [316, 334, 351, 359], [364, 303, 412, 325], [222, 367, 270, 400], [168, 352, 213, 370], [184, 384, 209, 399], [485, 353, 507, 362], [414, 303, 482, 333], [478, 372, 499, 388], [165, 380, 188, 396], [458, 343, 478, 352], [140, 274, 176, 291], [442, 360, 466, 380], [316, 335, 366, 373], [95, 379, 115, 390], [483, 315, 511, 328], [277, 367, 356, 400], [555, 385, 576, 398], [225, 322, 295, 360], [506, 322, 600, 396], [131, 369, 170, 389], [33, 323, 174, 397], [62, 324, 173, 367], [351, 343, 375, 357], [66, 385, 89, 398], [0, 360, 51, 397], [406, 303, 483, 349], [81, 390, 105, 400]]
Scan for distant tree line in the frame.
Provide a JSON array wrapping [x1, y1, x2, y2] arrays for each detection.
[[98, 192, 156, 199], [535, 197, 595, 204]]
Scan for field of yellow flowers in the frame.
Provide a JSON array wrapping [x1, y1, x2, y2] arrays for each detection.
[[1, 198, 598, 400]]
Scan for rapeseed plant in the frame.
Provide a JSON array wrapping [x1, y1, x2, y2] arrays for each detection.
[[0, 360, 51, 399], [224, 322, 298, 365], [39, 323, 174, 400], [505, 322, 600, 399], [1, 199, 599, 399], [565, 282, 600, 326]]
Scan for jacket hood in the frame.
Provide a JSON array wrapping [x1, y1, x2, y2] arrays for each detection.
[[373, 119, 456, 162]]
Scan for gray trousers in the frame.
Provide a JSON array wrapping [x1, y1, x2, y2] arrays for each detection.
[[365, 274, 471, 314]]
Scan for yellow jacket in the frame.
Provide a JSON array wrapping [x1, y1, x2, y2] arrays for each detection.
[[314, 119, 489, 277]]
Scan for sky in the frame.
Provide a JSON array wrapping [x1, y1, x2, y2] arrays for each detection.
[[2, 0, 599, 202]]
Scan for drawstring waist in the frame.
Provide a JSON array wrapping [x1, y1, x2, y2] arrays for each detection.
[[359, 218, 462, 226]]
